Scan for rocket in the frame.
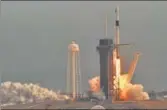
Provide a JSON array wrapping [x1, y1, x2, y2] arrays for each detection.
[[115, 6, 120, 45], [112, 6, 121, 101], [115, 6, 120, 58]]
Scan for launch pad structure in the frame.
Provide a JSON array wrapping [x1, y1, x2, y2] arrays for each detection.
[[65, 6, 141, 102], [96, 39, 121, 102], [96, 6, 122, 101], [96, 39, 113, 100], [96, 6, 138, 102]]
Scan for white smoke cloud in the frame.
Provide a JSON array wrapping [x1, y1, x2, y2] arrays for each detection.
[[121, 83, 149, 100], [0, 81, 69, 106]]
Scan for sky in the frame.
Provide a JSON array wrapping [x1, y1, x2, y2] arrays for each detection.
[[1, 1, 167, 92]]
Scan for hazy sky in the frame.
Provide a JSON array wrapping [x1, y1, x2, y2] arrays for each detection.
[[1, 1, 167, 92]]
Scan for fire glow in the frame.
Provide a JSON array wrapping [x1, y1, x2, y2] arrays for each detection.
[[89, 49, 149, 101]]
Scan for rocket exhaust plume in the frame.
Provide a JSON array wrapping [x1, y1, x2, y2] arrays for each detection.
[[89, 74, 149, 101], [89, 6, 149, 101], [114, 6, 149, 101], [0, 81, 69, 107]]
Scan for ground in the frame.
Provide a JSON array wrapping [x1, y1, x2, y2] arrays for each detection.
[[2, 100, 167, 109]]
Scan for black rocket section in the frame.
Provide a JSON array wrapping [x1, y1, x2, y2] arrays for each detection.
[[97, 39, 113, 99]]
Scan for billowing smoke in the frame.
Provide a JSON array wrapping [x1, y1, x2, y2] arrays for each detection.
[[0, 81, 69, 106], [89, 76, 149, 101], [119, 83, 149, 100], [88, 76, 100, 92]]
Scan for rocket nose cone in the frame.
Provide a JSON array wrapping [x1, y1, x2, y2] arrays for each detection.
[[115, 6, 119, 12]]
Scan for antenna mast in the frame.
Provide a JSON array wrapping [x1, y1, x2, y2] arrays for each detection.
[[105, 14, 108, 37]]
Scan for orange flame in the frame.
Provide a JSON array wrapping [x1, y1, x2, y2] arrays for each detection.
[[89, 49, 149, 101], [88, 76, 100, 92]]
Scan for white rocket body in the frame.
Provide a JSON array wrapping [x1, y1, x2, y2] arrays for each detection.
[[115, 6, 120, 46]]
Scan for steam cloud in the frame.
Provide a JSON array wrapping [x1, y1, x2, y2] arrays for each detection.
[[0, 81, 69, 107]]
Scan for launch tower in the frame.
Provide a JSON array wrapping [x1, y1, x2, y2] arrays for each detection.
[[96, 39, 113, 99]]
